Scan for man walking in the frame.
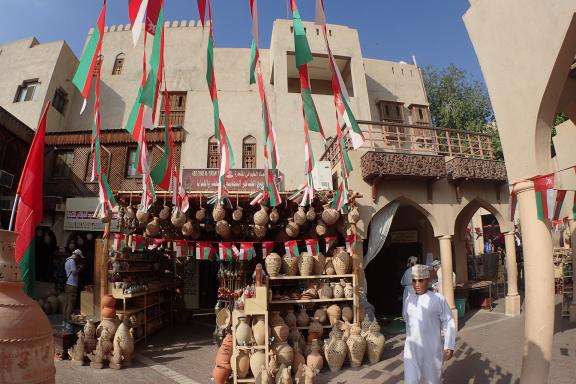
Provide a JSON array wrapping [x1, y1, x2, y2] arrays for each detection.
[[63, 249, 83, 329], [403, 264, 456, 384]]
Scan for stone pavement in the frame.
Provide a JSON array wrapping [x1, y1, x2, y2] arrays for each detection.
[[55, 299, 576, 384]]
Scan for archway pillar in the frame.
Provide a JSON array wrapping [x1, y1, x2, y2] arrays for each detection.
[[515, 180, 554, 383], [568, 218, 576, 322], [438, 235, 458, 329], [504, 231, 521, 316]]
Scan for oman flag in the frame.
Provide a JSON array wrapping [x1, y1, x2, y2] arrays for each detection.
[[13, 103, 49, 296], [534, 173, 564, 221]]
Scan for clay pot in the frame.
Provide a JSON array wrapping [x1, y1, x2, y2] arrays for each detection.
[[346, 325, 367, 368], [216, 334, 233, 370], [344, 282, 354, 298], [181, 220, 194, 236], [332, 282, 344, 298], [333, 247, 351, 275], [312, 252, 326, 275], [212, 204, 226, 221], [270, 311, 289, 342], [318, 283, 333, 299], [97, 317, 119, 339], [315, 220, 328, 237], [288, 327, 304, 347], [125, 206, 135, 219], [322, 206, 340, 225], [171, 208, 186, 228], [306, 206, 316, 221], [361, 315, 372, 338], [235, 350, 251, 379], [341, 305, 353, 323], [324, 257, 336, 275], [136, 208, 149, 224], [294, 206, 306, 226], [297, 309, 310, 327], [297, 252, 314, 276], [216, 220, 231, 239], [292, 341, 306, 375], [282, 254, 299, 276], [341, 321, 352, 343], [232, 206, 243, 221], [252, 316, 266, 346], [101, 306, 116, 319], [269, 207, 280, 224], [324, 326, 347, 372], [212, 366, 231, 384], [308, 318, 323, 336], [306, 339, 323, 372], [285, 218, 300, 238], [274, 341, 294, 367], [113, 316, 135, 366], [254, 205, 269, 226], [326, 304, 341, 325], [236, 316, 253, 346], [365, 320, 386, 365], [265, 253, 282, 277], [145, 217, 161, 237], [159, 205, 171, 220], [254, 224, 267, 239], [249, 350, 266, 378], [101, 294, 116, 309], [314, 307, 327, 325], [348, 206, 360, 224], [285, 310, 297, 328], [83, 320, 97, 353], [195, 207, 206, 221]]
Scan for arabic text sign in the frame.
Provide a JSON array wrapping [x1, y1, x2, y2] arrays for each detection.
[[182, 169, 279, 192]]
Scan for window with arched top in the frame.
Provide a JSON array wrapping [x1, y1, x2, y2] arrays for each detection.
[[242, 136, 257, 169], [207, 136, 220, 168], [112, 53, 125, 75]]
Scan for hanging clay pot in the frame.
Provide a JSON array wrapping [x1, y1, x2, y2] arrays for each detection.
[[159, 205, 171, 221], [254, 205, 269, 226], [296, 309, 310, 327], [341, 305, 353, 323], [344, 282, 354, 299], [232, 206, 243, 221], [313, 307, 327, 325], [324, 257, 336, 275], [282, 254, 299, 276], [265, 253, 282, 277], [171, 207, 186, 228], [213, 204, 226, 222], [306, 339, 323, 372], [324, 326, 347, 372], [216, 220, 231, 239], [136, 208, 149, 224], [181, 220, 194, 236], [270, 311, 289, 342], [318, 282, 333, 300], [326, 304, 341, 326], [292, 341, 306, 375], [285, 310, 297, 328], [269, 207, 280, 224], [294, 206, 306, 226], [312, 252, 325, 275], [315, 220, 328, 237], [195, 206, 206, 221], [322, 205, 340, 225], [365, 320, 386, 365], [348, 206, 360, 224], [274, 341, 294, 367], [235, 349, 251, 379], [306, 206, 316, 221], [236, 316, 253, 346], [125, 206, 135, 219], [190, 221, 201, 239], [254, 224, 267, 239], [249, 350, 266, 378], [332, 282, 344, 298], [285, 218, 300, 238], [297, 252, 314, 276], [145, 217, 161, 237], [333, 247, 351, 275], [346, 325, 367, 368]]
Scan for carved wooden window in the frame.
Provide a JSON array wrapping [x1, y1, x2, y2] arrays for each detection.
[[207, 136, 220, 169], [85, 146, 111, 181], [112, 53, 125, 75], [409, 104, 431, 126], [52, 150, 74, 177], [93, 55, 103, 77], [159, 92, 187, 126], [242, 136, 257, 169], [377, 101, 404, 123]]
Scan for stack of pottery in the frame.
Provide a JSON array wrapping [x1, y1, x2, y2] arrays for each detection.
[[282, 254, 299, 276], [324, 325, 347, 372], [365, 320, 386, 364], [346, 325, 367, 368], [298, 252, 314, 276], [213, 334, 233, 384], [265, 253, 282, 277], [99, 294, 118, 336], [236, 316, 253, 346], [270, 311, 289, 342], [306, 339, 324, 372], [333, 247, 351, 275]]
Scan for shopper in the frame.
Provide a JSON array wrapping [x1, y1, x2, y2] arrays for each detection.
[[403, 264, 456, 384], [63, 249, 84, 329], [431, 259, 456, 295], [401, 256, 419, 316]]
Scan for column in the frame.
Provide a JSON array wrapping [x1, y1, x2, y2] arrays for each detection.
[[515, 181, 554, 384], [504, 231, 521, 316], [568, 218, 576, 322], [438, 235, 458, 328]]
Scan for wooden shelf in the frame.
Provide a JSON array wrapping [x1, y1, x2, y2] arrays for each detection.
[[236, 345, 266, 350], [111, 285, 172, 299], [116, 306, 146, 314], [268, 274, 353, 281], [296, 325, 332, 330], [269, 297, 353, 304], [237, 379, 256, 383]]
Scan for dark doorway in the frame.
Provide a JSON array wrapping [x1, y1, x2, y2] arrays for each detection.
[[199, 261, 219, 309]]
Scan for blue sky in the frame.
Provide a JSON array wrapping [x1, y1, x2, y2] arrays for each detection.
[[0, 1, 483, 81]]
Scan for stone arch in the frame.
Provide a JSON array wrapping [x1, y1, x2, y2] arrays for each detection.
[[390, 196, 441, 237], [454, 197, 509, 239]]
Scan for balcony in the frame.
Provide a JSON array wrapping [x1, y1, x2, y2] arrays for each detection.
[[320, 121, 506, 183]]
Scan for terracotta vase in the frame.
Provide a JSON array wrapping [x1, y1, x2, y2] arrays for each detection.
[[236, 316, 253, 346], [171, 208, 186, 228], [215, 334, 233, 370], [145, 217, 161, 237], [97, 317, 119, 338], [332, 282, 344, 298], [297, 252, 314, 276], [306, 339, 323, 372], [312, 252, 326, 275], [348, 206, 360, 224], [341, 305, 353, 323], [318, 283, 333, 299], [326, 304, 342, 326], [159, 205, 171, 220], [101, 306, 116, 319], [235, 350, 251, 379], [282, 254, 299, 276], [285, 218, 300, 238], [292, 341, 306, 375], [324, 257, 336, 275], [212, 366, 231, 384], [252, 316, 266, 346], [306, 206, 316, 221], [254, 224, 267, 239], [216, 220, 231, 239], [308, 318, 323, 336], [285, 310, 297, 328], [212, 204, 226, 221], [296, 309, 310, 327], [321, 206, 340, 225], [270, 311, 289, 342], [0, 231, 56, 382], [315, 220, 328, 237], [365, 320, 386, 365], [269, 207, 280, 224], [346, 325, 367, 368], [344, 282, 354, 298], [265, 253, 282, 277], [249, 350, 266, 378], [136, 208, 149, 224], [232, 206, 243, 221], [314, 307, 327, 325], [113, 316, 135, 366], [324, 326, 347, 372], [101, 294, 116, 309], [254, 205, 269, 226], [294, 206, 306, 226], [333, 247, 351, 275], [195, 207, 206, 221], [274, 341, 294, 367]]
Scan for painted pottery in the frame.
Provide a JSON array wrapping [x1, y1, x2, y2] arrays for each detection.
[[282, 254, 299, 276], [341, 305, 353, 323], [269, 207, 280, 224], [365, 320, 386, 365], [265, 252, 282, 277], [306, 206, 316, 221], [312, 252, 325, 275], [326, 304, 341, 325], [250, 350, 267, 378], [285, 218, 300, 238], [333, 247, 351, 275], [285, 310, 297, 328], [332, 282, 344, 298], [318, 283, 333, 299], [236, 316, 253, 346], [306, 339, 323, 372], [324, 326, 346, 372], [344, 282, 354, 298], [324, 257, 336, 275], [296, 309, 310, 327], [212, 204, 226, 221], [254, 205, 269, 226], [346, 325, 367, 368], [294, 206, 306, 226], [297, 252, 314, 276], [321, 206, 340, 225]]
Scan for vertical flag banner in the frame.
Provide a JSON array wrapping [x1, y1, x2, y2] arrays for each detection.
[[151, 86, 174, 190], [553, 190, 567, 221], [218, 242, 234, 261], [285, 240, 300, 257], [14, 103, 49, 296], [509, 189, 517, 221], [128, 0, 148, 45], [345, 234, 357, 255], [196, 241, 216, 260], [533, 174, 557, 221], [305, 238, 320, 256], [237, 242, 257, 261], [324, 235, 337, 253], [261, 241, 275, 258]]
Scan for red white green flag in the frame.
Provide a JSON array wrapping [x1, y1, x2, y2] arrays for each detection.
[[553, 189, 567, 221], [112, 234, 127, 252], [324, 236, 337, 253], [72, 0, 106, 114], [128, 0, 148, 45], [300, 65, 325, 140], [172, 165, 189, 213], [131, 235, 146, 252], [219, 242, 234, 261], [151, 86, 174, 190], [284, 240, 300, 257], [261, 241, 274, 258], [196, 241, 216, 260], [305, 238, 320, 256], [236, 242, 257, 261], [533, 174, 558, 221], [345, 234, 357, 255], [174, 239, 192, 258], [13, 102, 49, 296]]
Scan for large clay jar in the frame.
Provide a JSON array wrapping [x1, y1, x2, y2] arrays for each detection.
[[292, 341, 306, 375], [344, 282, 354, 299], [294, 206, 306, 226], [236, 316, 253, 346], [324, 326, 347, 372], [271, 314, 289, 343], [324, 257, 336, 275], [318, 283, 333, 299], [306, 339, 323, 372], [296, 309, 310, 327], [312, 252, 326, 275], [113, 316, 135, 366], [346, 325, 367, 368], [365, 320, 386, 365], [249, 350, 266, 378], [195, 206, 206, 221], [212, 204, 226, 221], [254, 205, 269, 226], [326, 304, 342, 326], [274, 341, 294, 367], [0, 230, 55, 383], [101, 294, 116, 309], [269, 207, 280, 224], [171, 207, 186, 228], [235, 349, 251, 379], [297, 252, 314, 276], [265, 253, 282, 277], [285, 218, 300, 238], [306, 206, 316, 222], [212, 366, 231, 384], [333, 247, 351, 275], [332, 282, 344, 298], [321, 206, 340, 225], [282, 254, 299, 276], [145, 217, 161, 237], [308, 317, 323, 337], [314, 307, 327, 325], [216, 334, 233, 370], [341, 305, 353, 323], [252, 316, 266, 346], [285, 310, 297, 328]]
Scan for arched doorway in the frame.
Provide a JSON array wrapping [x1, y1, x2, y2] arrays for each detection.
[[365, 199, 438, 317]]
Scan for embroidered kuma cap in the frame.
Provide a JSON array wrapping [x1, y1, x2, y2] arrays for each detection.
[[407, 256, 418, 267], [411, 264, 430, 279]]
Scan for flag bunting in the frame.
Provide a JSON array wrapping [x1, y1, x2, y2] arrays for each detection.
[[285, 240, 300, 257], [305, 238, 320, 256]]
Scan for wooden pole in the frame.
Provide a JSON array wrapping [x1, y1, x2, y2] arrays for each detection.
[[97, 222, 111, 318], [350, 221, 363, 325]]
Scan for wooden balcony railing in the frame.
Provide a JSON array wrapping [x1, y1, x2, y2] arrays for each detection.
[[321, 121, 496, 168], [159, 110, 185, 127]]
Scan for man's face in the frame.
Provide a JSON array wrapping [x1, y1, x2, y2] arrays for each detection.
[[412, 277, 429, 295]]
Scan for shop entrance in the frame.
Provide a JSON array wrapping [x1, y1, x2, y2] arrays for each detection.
[[199, 261, 219, 309]]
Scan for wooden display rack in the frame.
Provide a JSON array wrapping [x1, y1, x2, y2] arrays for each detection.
[[562, 254, 573, 318]]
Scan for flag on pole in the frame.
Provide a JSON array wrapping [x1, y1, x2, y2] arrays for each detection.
[[300, 65, 324, 139], [284, 240, 300, 257], [290, 0, 313, 67], [128, 0, 148, 45], [533, 174, 557, 221], [553, 189, 567, 221], [261, 241, 275, 258], [151, 86, 174, 190], [218, 242, 234, 261], [196, 241, 216, 260], [305, 238, 320, 256]]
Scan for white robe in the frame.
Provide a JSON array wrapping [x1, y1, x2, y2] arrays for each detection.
[[403, 291, 456, 384], [401, 267, 415, 314]]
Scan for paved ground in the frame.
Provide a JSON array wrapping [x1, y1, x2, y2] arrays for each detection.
[[55, 298, 576, 384]]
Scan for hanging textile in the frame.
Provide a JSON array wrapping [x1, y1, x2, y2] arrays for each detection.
[[363, 201, 400, 268]]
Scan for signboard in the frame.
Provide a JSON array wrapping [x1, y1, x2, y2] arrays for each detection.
[[390, 230, 419, 243], [64, 197, 119, 232], [182, 169, 281, 192]]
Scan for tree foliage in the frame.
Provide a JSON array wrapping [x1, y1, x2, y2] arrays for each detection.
[[422, 64, 503, 159]]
